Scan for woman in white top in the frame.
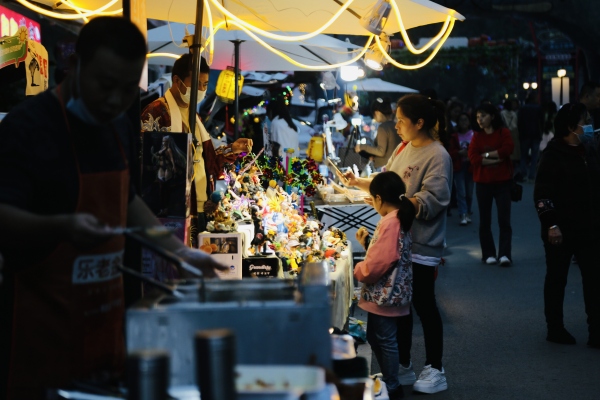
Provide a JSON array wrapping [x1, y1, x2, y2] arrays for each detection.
[[267, 96, 299, 159]]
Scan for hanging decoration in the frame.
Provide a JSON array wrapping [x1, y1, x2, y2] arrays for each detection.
[[215, 66, 244, 103]]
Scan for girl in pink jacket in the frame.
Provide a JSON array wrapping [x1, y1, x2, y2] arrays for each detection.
[[355, 171, 416, 399]]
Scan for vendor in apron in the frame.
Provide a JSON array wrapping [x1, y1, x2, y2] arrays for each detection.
[[0, 17, 227, 400], [141, 54, 252, 234]]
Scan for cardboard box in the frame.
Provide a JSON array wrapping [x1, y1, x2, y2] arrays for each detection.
[[198, 232, 243, 279]]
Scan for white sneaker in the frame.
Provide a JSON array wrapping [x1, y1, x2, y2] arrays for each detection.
[[466, 214, 472, 223], [413, 365, 448, 394], [485, 257, 497, 265], [398, 362, 416, 385], [459, 214, 468, 226], [499, 256, 511, 266]]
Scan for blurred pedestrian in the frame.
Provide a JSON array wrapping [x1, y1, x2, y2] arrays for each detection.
[[534, 102, 600, 348], [267, 95, 300, 159], [450, 112, 474, 225], [501, 99, 520, 173], [578, 81, 600, 130], [540, 101, 557, 152], [469, 103, 514, 266], [517, 93, 544, 182], [355, 97, 401, 170]]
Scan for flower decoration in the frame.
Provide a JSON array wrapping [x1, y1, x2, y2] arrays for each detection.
[[285, 157, 324, 197]]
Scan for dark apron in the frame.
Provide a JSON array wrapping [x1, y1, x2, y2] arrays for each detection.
[[7, 86, 129, 399]]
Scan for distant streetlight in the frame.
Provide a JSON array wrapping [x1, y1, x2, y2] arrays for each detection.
[[558, 69, 567, 105], [531, 82, 538, 89], [523, 82, 530, 90]]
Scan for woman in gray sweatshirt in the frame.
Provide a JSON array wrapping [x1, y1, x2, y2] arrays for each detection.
[[342, 94, 452, 395]]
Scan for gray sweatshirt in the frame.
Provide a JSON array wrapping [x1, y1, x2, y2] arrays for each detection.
[[385, 141, 452, 260]]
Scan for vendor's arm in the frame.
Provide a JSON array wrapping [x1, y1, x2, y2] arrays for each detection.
[[354, 220, 399, 284], [357, 126, 389, 157], [0, 204, 114, 249], [127, 195, 227, 277]]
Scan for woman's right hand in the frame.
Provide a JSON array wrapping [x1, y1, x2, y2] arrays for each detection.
[[341, 169, 358, 186]]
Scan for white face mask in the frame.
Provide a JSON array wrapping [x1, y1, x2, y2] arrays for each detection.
[[178, 80, 206, 105], [66, 60, 102, 126], [197, 88, 206, 103]]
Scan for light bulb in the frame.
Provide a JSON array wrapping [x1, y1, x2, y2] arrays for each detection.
[[557, 69, 567, 78], [531, 82, 538, 89], [523, 82, 530, 90], [340, 66, 359, 82]]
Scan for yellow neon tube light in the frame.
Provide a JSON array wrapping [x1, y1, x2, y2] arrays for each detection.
[[389, 0, 452, 55], [146, 53, 181, 60], [16, 0, 119, 20], [59, 0, 122, 16], [376, 18, 455, 70], [208, 0, 355, 42]]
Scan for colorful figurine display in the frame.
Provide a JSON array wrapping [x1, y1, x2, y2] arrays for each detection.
[[201, 153, 347, 273]]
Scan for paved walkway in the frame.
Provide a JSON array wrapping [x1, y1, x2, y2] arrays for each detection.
[[358, 182, 599, 399]]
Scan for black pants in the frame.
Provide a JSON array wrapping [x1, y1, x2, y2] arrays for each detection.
[[397, 263, 444, 370], [475, 181, 512, 261], [543, 236, 600, 335]]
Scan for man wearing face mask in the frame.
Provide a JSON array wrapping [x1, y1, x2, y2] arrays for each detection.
[[0, 18, 227, 400], [141, 54, 252, 233], [534, 102, 600, 348]]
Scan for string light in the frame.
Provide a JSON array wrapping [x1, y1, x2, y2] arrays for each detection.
[[15, 0, 119, 20], [57, 0, 122, 16], [375, 18, 456, 70], [389, 2, 454, 55], [146, 52, 181, 60], [27, 0, 461, 72], [208, 0, 356, 42], [200, 19, 374, 70]]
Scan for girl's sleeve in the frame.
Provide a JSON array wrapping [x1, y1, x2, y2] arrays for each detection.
[[354, 218, 400, 284]]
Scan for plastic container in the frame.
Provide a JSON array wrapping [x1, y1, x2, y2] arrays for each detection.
[[236, 365, 325, 400], [307, 136, 324, 162]]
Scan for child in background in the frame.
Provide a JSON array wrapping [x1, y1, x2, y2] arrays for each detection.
[[355, 171, 416, 400]]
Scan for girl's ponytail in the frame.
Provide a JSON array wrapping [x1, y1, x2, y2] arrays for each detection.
[[398, 194, 416, 233]]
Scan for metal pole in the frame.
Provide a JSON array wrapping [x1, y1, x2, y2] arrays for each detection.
[[188, 0, 204, 143], [232, 40, 243, 140]]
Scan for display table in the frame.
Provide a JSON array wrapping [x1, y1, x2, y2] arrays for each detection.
[[282, 244, 354, 330], [309, 200, 380, 253], [330, 247, 355, 330]]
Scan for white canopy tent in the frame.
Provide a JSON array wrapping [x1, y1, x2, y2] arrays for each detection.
[[352, 78, 418, 93], [42, 0, 464, 35], [147, 23, 361, 70]]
